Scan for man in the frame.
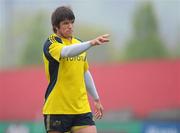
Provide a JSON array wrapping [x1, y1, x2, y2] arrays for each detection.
[[43, 6, 109, 133]]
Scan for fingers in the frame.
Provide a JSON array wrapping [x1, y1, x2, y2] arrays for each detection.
[[94, 112, 102, 120], [94, 110, 102, 120], [102, 34, 110, 38], [94, 104, 104, 120], [99, 37, 109, 43], [90, 34, 110, 46], [96, 39, 103, 45], [95, 111, 103, 119], [98, 34, 110, 43], [90, 39, 102, 46], [94, 99, 104, 119]]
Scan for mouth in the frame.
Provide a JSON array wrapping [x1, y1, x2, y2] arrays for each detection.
[[67, 30, 73, 35]]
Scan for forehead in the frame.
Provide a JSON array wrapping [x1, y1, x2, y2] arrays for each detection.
[[60, 19, 74, 24]]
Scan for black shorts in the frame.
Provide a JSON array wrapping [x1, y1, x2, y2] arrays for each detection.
[[44, 112, 95, 133]]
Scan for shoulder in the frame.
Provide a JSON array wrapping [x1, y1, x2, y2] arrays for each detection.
[[43, 34, 63, 60], [49, 34, 63, 44], [74, 37, 83, 43], [43, 34, 63, 50]]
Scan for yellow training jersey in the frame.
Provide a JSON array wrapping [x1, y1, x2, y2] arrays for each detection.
[[42, 33, 91, 114]]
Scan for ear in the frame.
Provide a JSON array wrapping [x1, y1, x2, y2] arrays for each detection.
[[56, 27, 59, 31]]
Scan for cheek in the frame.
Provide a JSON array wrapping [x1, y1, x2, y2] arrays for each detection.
[[61, 27, 68, 32], [58, 28, 65, 34]]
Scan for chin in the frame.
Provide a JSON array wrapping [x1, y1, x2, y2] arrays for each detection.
[[67, 31, 73, 36], [63, 32, 73, 38], [67, 34, 73, 38]]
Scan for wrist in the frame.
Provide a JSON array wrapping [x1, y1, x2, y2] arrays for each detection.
[[90, 40, 96, 46], [94, 99, 100, 102]]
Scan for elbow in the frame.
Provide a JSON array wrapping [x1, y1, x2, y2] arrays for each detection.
[[61, 52, 68, 57]]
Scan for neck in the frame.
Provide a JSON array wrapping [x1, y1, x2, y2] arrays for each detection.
[[56, 32, 72, 41]]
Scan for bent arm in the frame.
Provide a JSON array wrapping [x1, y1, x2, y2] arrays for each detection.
[[61, 41, 92, 57], [84, 70, 99, 100]]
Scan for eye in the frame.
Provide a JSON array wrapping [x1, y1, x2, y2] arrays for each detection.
[[64, 22, 69, 25], [62, 20, 74, 25]]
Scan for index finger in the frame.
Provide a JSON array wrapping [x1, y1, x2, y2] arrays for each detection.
[[99, 106, 104, 116], [102, 34, 110, 38]]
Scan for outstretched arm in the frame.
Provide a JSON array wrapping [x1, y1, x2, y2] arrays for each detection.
[[84, 70, 104, 119], [61, 34, 109, 57]]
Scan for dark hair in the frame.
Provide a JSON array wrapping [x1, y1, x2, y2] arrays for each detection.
[[51, 6, 75, 33]]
